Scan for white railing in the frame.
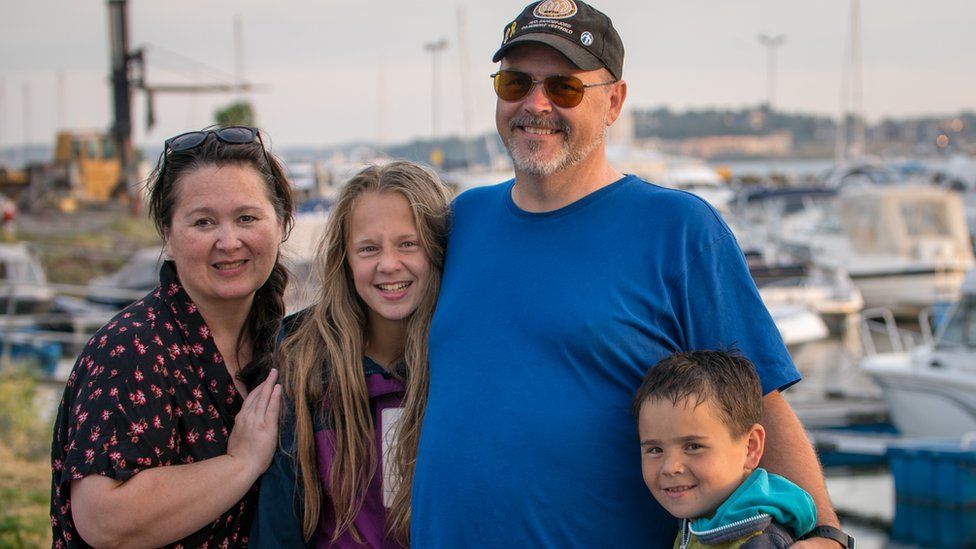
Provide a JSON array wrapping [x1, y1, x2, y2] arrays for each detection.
[[858, 307, 934, 356]]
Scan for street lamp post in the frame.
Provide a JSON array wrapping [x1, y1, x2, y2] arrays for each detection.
[[424, 38, 448, 139], [757, 33, 786, 112]]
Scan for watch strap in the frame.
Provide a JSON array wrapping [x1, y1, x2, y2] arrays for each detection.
[[801, 525, 855, 549]]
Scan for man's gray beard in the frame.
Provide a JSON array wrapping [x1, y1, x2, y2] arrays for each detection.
[[505, 123, 607, 178]]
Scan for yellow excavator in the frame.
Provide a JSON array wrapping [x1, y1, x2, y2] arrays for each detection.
[[20, 130, 122, 212]]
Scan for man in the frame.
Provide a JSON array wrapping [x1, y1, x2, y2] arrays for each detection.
[[412, 1, 852, 548]]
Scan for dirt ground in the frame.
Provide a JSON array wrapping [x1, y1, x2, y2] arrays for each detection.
[[7, 202, 162, 285]]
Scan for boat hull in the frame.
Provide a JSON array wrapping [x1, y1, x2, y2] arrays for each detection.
[[861, 352, 976, 438]]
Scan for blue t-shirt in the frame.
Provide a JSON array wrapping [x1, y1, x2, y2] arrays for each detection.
[[412, 176, 800, 548]]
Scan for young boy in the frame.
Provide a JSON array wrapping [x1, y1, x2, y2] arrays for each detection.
[[632, 350, 817, 548]]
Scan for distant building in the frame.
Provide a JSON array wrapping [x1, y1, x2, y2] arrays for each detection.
[[659, 131, 794, 159]]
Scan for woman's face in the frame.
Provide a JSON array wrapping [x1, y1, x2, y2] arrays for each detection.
[[164, 163, 283, 313], [346, 191, 432, 334]]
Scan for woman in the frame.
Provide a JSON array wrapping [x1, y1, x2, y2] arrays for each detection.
[[250, 161, 451, 547], [50, 126, 294, 548]]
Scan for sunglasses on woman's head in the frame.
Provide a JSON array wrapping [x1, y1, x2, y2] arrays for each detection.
[[164, 126, 262, 153], [490, 69, 617, 109]]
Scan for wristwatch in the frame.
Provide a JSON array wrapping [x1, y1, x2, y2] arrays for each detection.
[[801, 525, 855, 548]]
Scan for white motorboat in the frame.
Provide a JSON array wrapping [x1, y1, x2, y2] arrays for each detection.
[[0, 242, 56, 315], [86, 246, 164, 308], [768, 303, 829, 349], [781, 184, 974, 317], [859, 270, 976, 438], [605, 145, 733, 211]]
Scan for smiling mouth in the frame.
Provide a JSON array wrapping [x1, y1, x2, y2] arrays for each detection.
[[213, 260, 246, 270], [510, 115, 568, 137], [521, 126, 559, 135], [376, 281, 412, 292], [662, 485, 696, 495]]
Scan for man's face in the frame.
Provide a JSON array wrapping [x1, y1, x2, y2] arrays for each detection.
[[495, 43, 624, 178]]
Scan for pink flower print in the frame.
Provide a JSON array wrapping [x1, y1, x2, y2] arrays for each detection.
[[109, 387, 119, 398], [168, 282, 180, 296], [117, 326, 127, 333], [153, 415, 163, 429], [98, 334, 109, 348], [207, 405, 219, 419], [153, 334, 164, 347], [133, 369, 144, 382], [130, 419, 148, 436], [186, 400, 204, 415], [88, 426, 101, 442], [53, 458, 64, 472], [88, 387, 103, 401], [221, 427, 229, 438], [164, 321, 174, 332], [136, 457, 152, 467], [75, 411, 89, 428], [192, 387, 204, 400], [155, 354, 165, 368], [101, 409, 112, 421], [205, 428, 216, 442], [172, 369, 187, 384], [191, 343, 205, 356], [150, 384, 163, 398], [109, 451, 122, 462], [108, 432, 118, 447], [173, 406, 184, 418], [163, 403, 173, 416], [168, 343, 181, 359], [187, 302, 198, 314], [84, 448, 95, 464], [199, 325, 211, 339], [133, 337, 148, 355], [213, 353, 223, 364], [108, 369, 119, 378], [186, 429, 200, 444], [128, 390, 146, 406], [108, 344, 125, 357]]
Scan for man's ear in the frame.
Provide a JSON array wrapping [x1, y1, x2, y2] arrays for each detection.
[[605, 80, 627, 127]]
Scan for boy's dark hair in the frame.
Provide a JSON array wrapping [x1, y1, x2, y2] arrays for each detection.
[[631, 350, 763, 438]]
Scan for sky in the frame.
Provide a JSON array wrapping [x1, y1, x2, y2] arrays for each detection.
[[1, 0, 974, 149]]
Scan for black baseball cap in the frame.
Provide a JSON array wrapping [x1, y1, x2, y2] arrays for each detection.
[[492, 0, 624, 80]]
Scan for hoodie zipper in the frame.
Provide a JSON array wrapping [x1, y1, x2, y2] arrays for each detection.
[[682, 513, 772, 549]]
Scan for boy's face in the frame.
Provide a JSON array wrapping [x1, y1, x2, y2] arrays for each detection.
[[637, 396, 764, 520]]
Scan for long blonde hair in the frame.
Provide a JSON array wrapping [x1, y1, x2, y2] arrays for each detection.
[[279, 161, 450, 544]]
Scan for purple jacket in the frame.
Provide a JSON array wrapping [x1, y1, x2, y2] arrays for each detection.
[[251, 354, 406, 548]]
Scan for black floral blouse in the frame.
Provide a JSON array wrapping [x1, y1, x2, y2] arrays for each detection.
[[50, 262, 256, 548]]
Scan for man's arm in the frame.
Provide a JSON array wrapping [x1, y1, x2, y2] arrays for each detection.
[[759, 390, 843, 548]]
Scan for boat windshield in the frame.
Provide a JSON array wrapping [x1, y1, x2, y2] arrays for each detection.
[[936, 294, 976, 349], [901, 201, 951, 237]]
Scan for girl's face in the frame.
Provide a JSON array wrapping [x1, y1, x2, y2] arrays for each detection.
[[346, 191, 432, 333]]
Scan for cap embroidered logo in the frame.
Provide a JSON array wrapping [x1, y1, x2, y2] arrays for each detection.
[[580, 31, 594, 46], [504, 21, 518, 43], [533, 0, 578, 19]]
